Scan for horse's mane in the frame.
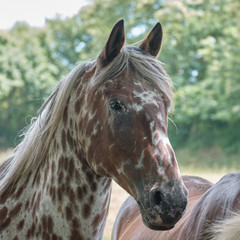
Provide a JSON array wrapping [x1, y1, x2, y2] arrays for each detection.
[[0, 46, 172, 193], [206, 211, 240, 240], [0, 61, 90, 193]]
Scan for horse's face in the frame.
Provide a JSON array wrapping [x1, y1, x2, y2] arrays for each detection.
[[78, 20, 188, 230]]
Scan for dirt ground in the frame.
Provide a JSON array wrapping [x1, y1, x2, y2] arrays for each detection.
[[103, 172, 228, 238]]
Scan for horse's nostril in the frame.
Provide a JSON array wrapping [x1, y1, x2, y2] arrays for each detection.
[[151, 190, 162, 206]]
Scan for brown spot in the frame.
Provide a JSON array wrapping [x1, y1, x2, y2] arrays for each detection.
[[74, 99, 81, 114], [82, 184, 88, 194], [61, 130, 66, 151], [70, 229, 83, 240], [26, 223, 35, 239], [12, 236, 18, 240], [64, 157, 69, 170], [8, 185, 17, 198], [9, 203, 22, 217], [47, 216, 54, 233], [92, 214, 101, 227], [42, 232, 51, 240], [31, 192, 36, 208], [17, 219, 25, 230], [82, 203, 91, 219], [65, 206, 72, 221], [52, 234, 58, 240], [0, 207, 8, 220], [51, 187, 56, 202], [76, 84, 82, 96], [86, 171, 94, 183], [51, 162, 55, 175], [70, 118, 73, 128], [58, 171, 64, 185], [32, 171, 38, 187], [63, 105, 68, 125], [25, 200, 30, 210], [88, 195, 94, 204], [36, 172, 41, 186], [77, 187, 83, 201], [42, 215, 48, 231], [57, 205, 62, 213], [75, 170, 80, 181], [0, 193, 8, 204], [61, 184, 65, 195], [54, 139, 57, 151], [49, 186, 54, 196], [68, 159, 75, 180], [58, 156, 64, 173], [68, 188, 76, 203], [22, 173, 32, 188], [0, 217, 11, 231], [15, 186, 24, 199], [67, 130, 74, 148], [57, 187, 63, 202], [92, 207, 108, 233], [72, 217, 80, 229], [34, 192, 41, 214], [91, 182, 97, 192], [154, 132, 159, 140]]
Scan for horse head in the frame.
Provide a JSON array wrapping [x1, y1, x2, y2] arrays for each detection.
[[76, 20, 188, 230]]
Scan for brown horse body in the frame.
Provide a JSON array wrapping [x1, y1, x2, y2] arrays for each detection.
[[112, 173, 240, 240]]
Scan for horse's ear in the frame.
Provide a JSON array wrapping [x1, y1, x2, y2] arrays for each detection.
[[98, 19, 125, 67], [139, 22, 163, 57]]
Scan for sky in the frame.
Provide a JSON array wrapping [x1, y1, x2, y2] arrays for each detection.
[[0, 0, 88, 30]]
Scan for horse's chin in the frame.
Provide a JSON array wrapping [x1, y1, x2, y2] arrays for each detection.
[[138, 204, 174, 231], [141, 214, 175, 231], [143, 221, 175, 231]]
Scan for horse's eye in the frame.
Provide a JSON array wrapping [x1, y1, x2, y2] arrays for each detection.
[[109, 100, 127, 113]]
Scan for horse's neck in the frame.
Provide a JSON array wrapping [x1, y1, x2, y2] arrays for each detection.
[[0, 125, 112, 239]]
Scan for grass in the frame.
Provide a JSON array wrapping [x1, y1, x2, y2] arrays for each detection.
[[0, 148, 13, 163], [175, 146, 239, 173]]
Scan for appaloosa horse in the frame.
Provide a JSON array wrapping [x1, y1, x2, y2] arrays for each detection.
[[112, 173, 240, 240], [0, 20, 187, 240]]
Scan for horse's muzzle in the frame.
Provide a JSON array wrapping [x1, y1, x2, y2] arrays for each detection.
[[137, 182, 188, 230]]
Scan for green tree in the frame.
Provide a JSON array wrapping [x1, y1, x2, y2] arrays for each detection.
[[0, 0, 239, 153], [0, 22, 58, 146]]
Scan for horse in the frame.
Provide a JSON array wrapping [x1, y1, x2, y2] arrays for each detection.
[[209, 211, 240, 240], [0, 19, 188, 240], [112, 173, 240, 240]]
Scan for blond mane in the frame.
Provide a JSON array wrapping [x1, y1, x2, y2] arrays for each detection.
[[0, 62, 90, 193], [207, 212, 240, 240]]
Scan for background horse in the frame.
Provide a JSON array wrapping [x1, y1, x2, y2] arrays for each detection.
[[0, 20, 187, 239], [112, 173, 240, 240], [209, 211, 240, 240]]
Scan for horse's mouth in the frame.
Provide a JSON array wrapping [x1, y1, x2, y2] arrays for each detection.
[[140, 209, 175, 230], [137, 200, 174, 230], [145, 222, 175, 231], [136, 183, 188, 231]]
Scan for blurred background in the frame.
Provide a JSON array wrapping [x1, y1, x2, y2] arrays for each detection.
[[0, 0, 239, 175]]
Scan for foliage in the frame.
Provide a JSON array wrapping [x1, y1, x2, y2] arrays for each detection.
[[0, 23, 58, 145], [0, 0, 239, 154]]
